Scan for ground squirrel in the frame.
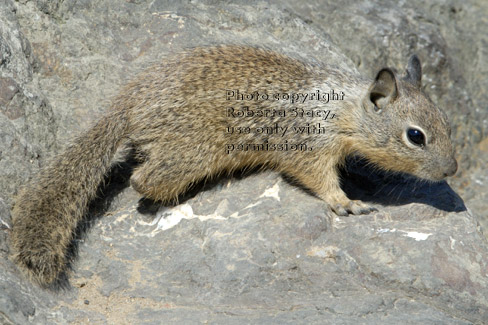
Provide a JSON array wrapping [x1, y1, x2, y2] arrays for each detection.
[[10, 45, 457, 287]]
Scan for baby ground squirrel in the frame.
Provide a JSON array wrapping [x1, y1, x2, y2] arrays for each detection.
[[10, 45, 457, 287]]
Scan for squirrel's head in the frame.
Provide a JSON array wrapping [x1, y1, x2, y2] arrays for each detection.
[[358, 55, 457, 182]]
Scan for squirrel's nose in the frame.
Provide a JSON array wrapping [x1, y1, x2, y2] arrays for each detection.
[[443, 158, 457, 177]]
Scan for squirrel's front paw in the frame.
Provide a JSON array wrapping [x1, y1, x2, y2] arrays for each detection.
[[328, 199, 376, 216]]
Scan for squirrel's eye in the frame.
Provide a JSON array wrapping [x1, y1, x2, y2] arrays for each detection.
[[407, 128, 425, 147]]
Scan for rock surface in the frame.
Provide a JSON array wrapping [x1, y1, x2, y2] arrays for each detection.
[[1, 0, 487, 324]]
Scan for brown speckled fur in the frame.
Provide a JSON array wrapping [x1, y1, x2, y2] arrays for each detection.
[[10, 46, 457, 287]]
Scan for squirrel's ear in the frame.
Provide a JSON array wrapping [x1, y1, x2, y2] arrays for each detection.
[[369, 68, 398, 110], [404, 54, 422, 88]]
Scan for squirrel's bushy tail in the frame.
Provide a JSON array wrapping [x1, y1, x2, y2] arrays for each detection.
[[10, 109, 128, 287]]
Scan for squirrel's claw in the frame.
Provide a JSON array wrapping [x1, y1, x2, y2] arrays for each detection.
[[330, 200, 376, 216]]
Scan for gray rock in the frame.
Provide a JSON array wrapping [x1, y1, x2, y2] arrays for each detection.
[[0, 0, 57, 206], [0, 0, 487, 324]]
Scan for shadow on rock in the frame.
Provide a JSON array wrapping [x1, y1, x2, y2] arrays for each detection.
[[339, 156, 466, 213], [57, 155, 137, 290]]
